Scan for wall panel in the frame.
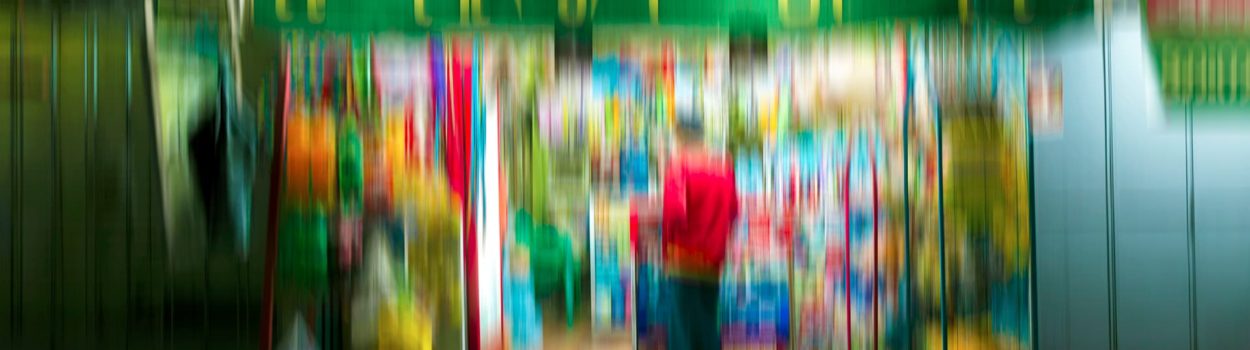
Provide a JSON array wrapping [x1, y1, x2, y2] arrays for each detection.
[[0, 4, 255, 348]]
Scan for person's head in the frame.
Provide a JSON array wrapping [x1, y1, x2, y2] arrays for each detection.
[[675, 113, 704, 148]]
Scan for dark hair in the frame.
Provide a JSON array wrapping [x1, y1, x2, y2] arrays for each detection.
[[676, 113, 704, 142]]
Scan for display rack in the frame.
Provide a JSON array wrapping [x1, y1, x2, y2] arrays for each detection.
[[250, 7, 1056, 350]]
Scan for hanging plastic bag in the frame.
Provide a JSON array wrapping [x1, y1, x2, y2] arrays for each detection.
[[277, 313, 319, 350], [351, 233, 397, 350], [221, 54, 258, 257], [504, 227, 543, 350], [277, 207, 328, 292], [168, 25, 258, 258]]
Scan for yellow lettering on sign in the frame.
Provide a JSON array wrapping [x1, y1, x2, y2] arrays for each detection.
[[277, 0, 294, 22], [415, 0, 432, 25], [475, 0, 490, 23], [650, 0, 659, 24], [833, 0, 843, 24], [559, 0, 588, 26], [780, 0, 820, 27], [460, 0, 489, 24], [959, 0, 969, 23], [460, 0, 492, 24], [1015, 0, 1031, 23], [309, 0, 325, 23]]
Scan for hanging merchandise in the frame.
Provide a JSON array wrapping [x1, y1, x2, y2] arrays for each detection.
[[351, 234, 396, 349], [787, 128, 849, 350], [718, 43, 797, 348], [1028, 61, 1063, 137], [271, 33, 511, 349], [188, 54, 259, 255], [760, 23, 1042, 350], [846, 127, 884, 350], [277, 206, 329, 292], [542, 49, 591, 329], [760, 27, 910, 350], [906, 24, 945, 349], [504, 223, 544, 350], [591, 199, 634, 331], [277, 313, 320, 350], [406, 168, 466, 339], [585, 30, 732, 346], [720, 176, 791, 349], [151, 11, 258, 259], [310, 112, 339, 207], [591, 41, 633, 338], [376, 295, 436, 350], [259, 18, 1043, 350], [221, 51, 260, 255], [489, 33, 569, 350], [901, 22, 1036, 349], [337, 115, 364, 268]]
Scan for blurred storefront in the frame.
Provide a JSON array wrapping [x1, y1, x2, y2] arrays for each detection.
[[19, 1, 1250, 350]]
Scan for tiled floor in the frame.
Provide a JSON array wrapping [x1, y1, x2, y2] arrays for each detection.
[[539, 300, 633, 350]]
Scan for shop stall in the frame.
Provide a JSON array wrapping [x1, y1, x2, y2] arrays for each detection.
[[241, 0, 1086, 348]]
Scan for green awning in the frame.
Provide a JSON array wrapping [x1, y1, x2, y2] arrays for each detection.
[[254, 0, 1090, 32]]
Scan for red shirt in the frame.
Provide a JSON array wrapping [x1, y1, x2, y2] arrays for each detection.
[[662, 152, 739, 279]]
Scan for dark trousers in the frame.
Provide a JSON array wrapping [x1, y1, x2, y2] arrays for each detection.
[[668, 277, 721, 350]]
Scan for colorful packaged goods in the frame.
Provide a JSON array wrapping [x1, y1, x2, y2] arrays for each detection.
[[266, 20, 1040, 350], [277, 34, 534, 350]]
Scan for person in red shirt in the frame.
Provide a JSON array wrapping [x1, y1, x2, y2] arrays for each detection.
[[663, 114, 739, 350]]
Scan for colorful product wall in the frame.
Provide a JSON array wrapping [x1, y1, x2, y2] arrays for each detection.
[[265, 21, 1040, 350], [490, 22, 1039, 350], [272, 32, 552, 349]]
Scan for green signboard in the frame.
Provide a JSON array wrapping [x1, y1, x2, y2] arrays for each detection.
[[253, 0, 1088, 32], [1147, 0, 1250, 104]]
